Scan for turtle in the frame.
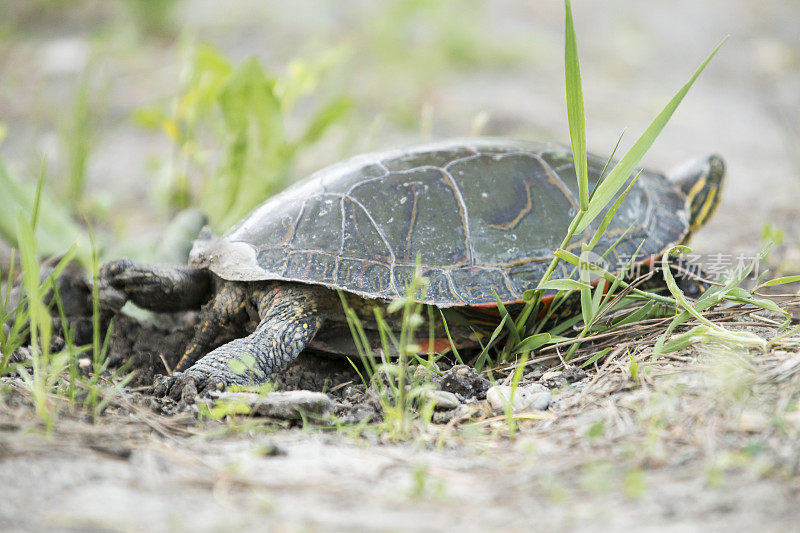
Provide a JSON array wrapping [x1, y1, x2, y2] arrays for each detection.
[[99, 138, 724, 400]]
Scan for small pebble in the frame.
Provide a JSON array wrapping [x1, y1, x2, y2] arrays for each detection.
[[422, 389, 460, 410], [563, 366, 587, 383], [413, 363, 439, 382], [541, 370, 565, 388], [8, 347, 32, 364]]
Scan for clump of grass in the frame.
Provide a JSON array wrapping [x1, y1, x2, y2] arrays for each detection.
[[134, 43, 352, 232], [2, 173, 75, 429], [338, 265, 439, 440], [1, 170, 128, 427], [499, 2, 785, 369]]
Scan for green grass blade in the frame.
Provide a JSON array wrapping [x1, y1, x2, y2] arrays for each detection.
[[576, 38, 727, 233], [654, 249, 766, 355], [612, 301, 658, 327], [564, 0, 588, 211], [494, 291, 520, 348], [438, 310, 464, 365], [473, 315, 507, 372], [538, 279, 592, 291], [581, 347, 610, 368], [30, 162, 46, 232], [763, 275, 800, 287], [512, 333, 551, 354], [579, 249, 594, 325], [587, 170, 642, 250]]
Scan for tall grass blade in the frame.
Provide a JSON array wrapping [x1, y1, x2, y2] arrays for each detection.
[[564, 0, 588, 211]]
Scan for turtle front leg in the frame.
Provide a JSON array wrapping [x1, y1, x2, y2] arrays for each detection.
[[154, 284, 329, 402], [173, 281, 249, 373], [100, 258, 211, 312]]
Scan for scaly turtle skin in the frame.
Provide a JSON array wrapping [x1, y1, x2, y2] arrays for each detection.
[[100, 138, 724, 400]]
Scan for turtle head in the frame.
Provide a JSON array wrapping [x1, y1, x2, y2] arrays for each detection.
[[670, 154, 725, 234]]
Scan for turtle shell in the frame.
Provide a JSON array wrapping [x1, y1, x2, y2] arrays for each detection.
[[190, 138, 688, 307]]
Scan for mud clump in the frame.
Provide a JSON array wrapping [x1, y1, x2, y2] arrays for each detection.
[[106, 315, 196, 387]]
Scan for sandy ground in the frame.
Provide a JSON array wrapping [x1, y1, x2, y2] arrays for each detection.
[[2, 1, 800, 531], [2, 428, 798, 532], [4, 326, 800, 532]]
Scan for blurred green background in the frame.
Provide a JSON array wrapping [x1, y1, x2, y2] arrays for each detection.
[[0, 0, 798, 270]]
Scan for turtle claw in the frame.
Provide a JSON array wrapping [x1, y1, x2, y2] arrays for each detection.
[[151, 374, 177, 398], [152, 369, 230, 404]]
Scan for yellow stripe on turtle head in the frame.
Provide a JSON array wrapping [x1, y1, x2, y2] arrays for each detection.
[[671, 155, 725, 234], [691, 186, 719, 232]]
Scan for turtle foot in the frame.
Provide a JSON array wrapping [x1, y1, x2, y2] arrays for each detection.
[[151, 369, 229, 404]]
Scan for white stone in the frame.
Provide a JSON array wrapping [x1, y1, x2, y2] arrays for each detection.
[[486, 384, 551, 413], [215, 390, 333, 420]]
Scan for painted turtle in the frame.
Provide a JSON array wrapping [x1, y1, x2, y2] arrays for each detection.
[[100, 138, 724, 399]]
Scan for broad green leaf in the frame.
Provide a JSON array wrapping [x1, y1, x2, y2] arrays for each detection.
[[575, 38, 726, 233]]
